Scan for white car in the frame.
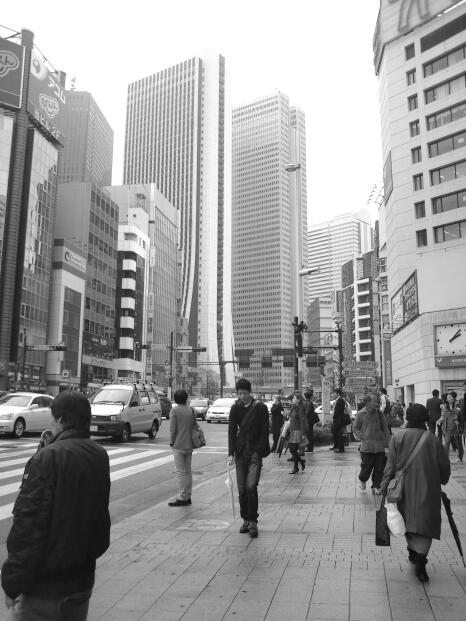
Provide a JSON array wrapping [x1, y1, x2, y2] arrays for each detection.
[[206, 398, 237, 423], [0, 392, 54, 438]]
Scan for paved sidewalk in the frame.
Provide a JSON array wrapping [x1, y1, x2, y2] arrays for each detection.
[[4, 443, 466, 620]]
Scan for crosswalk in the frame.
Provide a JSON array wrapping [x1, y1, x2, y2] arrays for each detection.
[[0, 441, 194, 523]]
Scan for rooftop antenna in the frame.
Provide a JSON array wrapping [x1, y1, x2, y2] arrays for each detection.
[[70, 77, 76, 90]]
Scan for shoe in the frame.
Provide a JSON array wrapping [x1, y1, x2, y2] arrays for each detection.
[[372, 488, 381, 495], [239, 521, 249, 534], [287, 457, 294, 462], [414, 555, 429, 582], [359, 481, 366, 491], [407, 547, 416, 564], [329, 447, 336, 451], [289, 469, 299, 474], [334, 449, 345, 453], [300, 461, 305, 471], [168, 499, 190, 507], [248, 521, 258, 538]]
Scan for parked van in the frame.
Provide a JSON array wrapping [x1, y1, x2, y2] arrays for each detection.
[[89, 383, 162, 442]]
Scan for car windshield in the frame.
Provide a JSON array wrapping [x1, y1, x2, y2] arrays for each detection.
[[91, 388, 131, 405], [212, 399, 235, 407], [191, 399, 207, 406], [0, 395, 30, 407]]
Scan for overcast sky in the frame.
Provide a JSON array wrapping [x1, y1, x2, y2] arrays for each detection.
[[3, 0, 382, 225]]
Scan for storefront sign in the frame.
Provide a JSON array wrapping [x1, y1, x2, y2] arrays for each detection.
[[383, 338, 393, 386], [435, 355, 466, 368], [64, 249, 86, 272], [27, 50, 66, 145], [391, 271, 419, 334], [0, 37, 24, 109]]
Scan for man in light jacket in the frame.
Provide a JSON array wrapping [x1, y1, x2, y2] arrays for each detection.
[[169, 389, 195, 506], [353, 392, 391, 494]]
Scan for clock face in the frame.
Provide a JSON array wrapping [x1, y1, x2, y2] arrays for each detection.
[[435, 323, 466, 356]]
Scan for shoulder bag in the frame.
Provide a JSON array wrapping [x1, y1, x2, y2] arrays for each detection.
[[191, 408, 206, 449], [386, 430, 429, 503]]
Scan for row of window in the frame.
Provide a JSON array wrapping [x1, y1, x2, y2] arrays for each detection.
[[417, 219, 466, 246], [414, 188, 466, 218], [412, 158, 466, 190], [411, 130, 466, 163], [425, 73, 466, 104]]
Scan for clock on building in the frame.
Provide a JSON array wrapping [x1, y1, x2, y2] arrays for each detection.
[[435, 323, 466, 356]]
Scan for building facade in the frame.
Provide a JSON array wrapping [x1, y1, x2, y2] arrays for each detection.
[[123, 54, 234, 391], [58, 90, 113, 186], [232, 92, 307, 389], [374, 0, 466, 403]]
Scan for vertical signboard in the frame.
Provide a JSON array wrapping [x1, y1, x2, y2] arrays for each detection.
[[391, 271, 419, 334], [27, 50, 66, 145], [0, 38, 25, 109]]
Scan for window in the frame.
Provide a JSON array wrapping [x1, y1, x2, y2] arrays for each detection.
[[429, 130, 466, 158], [407, 69, 416, 86], [415, 201, 426, 218], [412, 146, 422, 163], [405, 43, 415, 60], [408, 94, 418, 111], [416, 230, 428, 247], [413, 173, 424, 191], [424, 46, 466, 77], [434, 220, 465, 243], [430, 159, 466, 185], [426, 101, 466, 131], [410, 120, 420, 137], [432, 189, 466, 214], [421, 13, 466, 53], [425, 73, 466, 104]]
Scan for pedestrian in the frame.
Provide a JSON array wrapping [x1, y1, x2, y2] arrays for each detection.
[[287, 391, 306, 474], [2, 391, 111, 621], [353, 392, 391, 494], [459, 386, 466, 463], [270, 395, 284, 452], [380, 404, 450, 582], [426, 389, 443, 434], [304, 390, 318, 452], [439, 391, 461, 460], [228, 378, 270, 538], [380, 387, 392, 434], [331, 388, 346, 453], [168, 389, 196, 506]]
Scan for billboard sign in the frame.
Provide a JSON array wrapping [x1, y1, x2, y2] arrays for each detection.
[[27, 50, 66, 144], [0, 37, 25, 109], [391, 271, 419, 334]]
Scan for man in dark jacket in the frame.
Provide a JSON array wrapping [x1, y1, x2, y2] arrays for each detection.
[[270, 395, 284, 452], [332, 388, 346, 453], [228, 378, 270, 538], [2, 391, 111, 620], [304, 390, 317, 452], [426, 389, 443, 434]]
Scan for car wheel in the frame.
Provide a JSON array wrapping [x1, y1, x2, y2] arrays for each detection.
[[13, 418, 25, 438], [207, 420, 211, 423], [148, 420, 158, 439], [119, 424, 131, 443]]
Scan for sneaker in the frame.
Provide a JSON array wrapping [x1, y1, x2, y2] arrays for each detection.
[[359, 481, 366, 491], [239, 521, 249, 534], [248, 521, 258, 538], [168, 498, 190, 507]]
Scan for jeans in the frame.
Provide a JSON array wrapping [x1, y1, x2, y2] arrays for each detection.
[[172, 449, 193, 501], [8, 588, 92, 621], [456, 430, 465, 461], [235, 452, 262, 522], [333, 425, 345, 452], [443, 429, 458, 455], [359, 452, 387, 489]]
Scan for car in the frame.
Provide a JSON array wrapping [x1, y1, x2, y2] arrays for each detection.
[[206, 398, 237, 423], [89, 383, 162, 442], [0, 392, 54, 438], [190, 398, 210, 420]]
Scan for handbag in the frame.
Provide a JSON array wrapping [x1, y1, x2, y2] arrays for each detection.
[[191, 408, 206, 449], [385, 501, 406, 537], [281, 419, 291, 438], [386, 430, 429, 503], [375, 496, 390, 546]]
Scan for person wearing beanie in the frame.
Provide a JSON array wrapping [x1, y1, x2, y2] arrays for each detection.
[[380, 404, 450, 583], [228, 378, 270, 538]]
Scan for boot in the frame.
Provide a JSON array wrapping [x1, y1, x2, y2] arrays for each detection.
[[407, 547, 416, 564], [248, 521, 258, 538], [414, 554, 429, 582], [239, 520, 249, 534]]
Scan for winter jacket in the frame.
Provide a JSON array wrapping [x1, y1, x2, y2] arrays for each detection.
[[439, 404, 459, 433], [425, 396, 442, 424], [333, 396, 346, 428], [1, 429, 111, 600], [288, 403, 305, 444], [170, 404, 195, 452], [270, 402, 285, 435], [352, 407, 391, 453], [228, 399, 270, 458], [380, 428, 450, 539]]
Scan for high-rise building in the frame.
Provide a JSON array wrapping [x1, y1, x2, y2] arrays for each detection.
[[123, 54, 234, 391], [58, 90, 113, 186], [232, 92, 307, 389], [374, 0, 466, 403]]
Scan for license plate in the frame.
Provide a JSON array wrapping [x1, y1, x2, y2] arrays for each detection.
[[90, 425, 98, 432]]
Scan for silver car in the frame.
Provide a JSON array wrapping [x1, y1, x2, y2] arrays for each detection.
[[0, 393, 54, 438]]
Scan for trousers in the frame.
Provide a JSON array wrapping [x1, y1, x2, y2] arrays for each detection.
[[235, 452, 262, 522], [172, 449, 193, 500], [7, 588, 92, 621], [359, 452, 387, 488]]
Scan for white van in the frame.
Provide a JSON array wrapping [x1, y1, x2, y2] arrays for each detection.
[[89, 383, 162, 442]]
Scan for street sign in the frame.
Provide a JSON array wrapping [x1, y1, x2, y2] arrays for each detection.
[[343, 360, 378, 369]]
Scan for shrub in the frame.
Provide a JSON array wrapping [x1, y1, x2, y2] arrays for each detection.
[[313, 425, 333, 446]]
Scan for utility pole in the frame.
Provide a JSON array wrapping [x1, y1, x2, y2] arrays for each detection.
[[22, 329, 27, 390], [292, 316, 306, 391], [168, 331, 174, 400], [336, 322, 344, 391]]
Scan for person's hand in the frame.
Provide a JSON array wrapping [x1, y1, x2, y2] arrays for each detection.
[[5, 596, 16, 609], [227, 456, 234, 467]]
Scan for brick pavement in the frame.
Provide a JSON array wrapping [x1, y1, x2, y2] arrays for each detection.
[[3, 443, 466, 620]]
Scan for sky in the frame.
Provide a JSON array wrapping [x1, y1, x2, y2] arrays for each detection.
[[3, 0, 383, 225]]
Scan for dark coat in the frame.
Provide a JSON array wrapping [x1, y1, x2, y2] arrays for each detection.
[[228, 399, 270, 458], [1, 429, 111, 600], [380, 428, 450, 540], [288, 402, 306, 443], [426, 396, 442, 424], [333, 396, 346, 427], [352, 406, 391, 453], [270, 402, 284, 434]]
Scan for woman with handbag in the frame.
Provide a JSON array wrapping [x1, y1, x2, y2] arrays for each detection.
[[168, 389, 196, 507], [288, 392, 306, 474], [380, 404, 450, 582]]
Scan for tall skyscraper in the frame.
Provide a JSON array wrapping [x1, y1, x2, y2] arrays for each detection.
[[374, 0, 466, 403], [58, 90, 113, 186], [123, 54, 234, 390], [232, 92, 307, 389]]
